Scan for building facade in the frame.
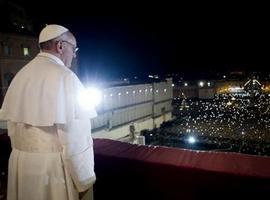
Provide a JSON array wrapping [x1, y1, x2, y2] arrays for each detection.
[[92, 78, 173, 139]]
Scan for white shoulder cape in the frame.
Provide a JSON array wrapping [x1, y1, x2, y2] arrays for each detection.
[[0, 53, 97, 126]]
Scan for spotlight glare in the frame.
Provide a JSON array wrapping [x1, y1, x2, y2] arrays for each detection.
[[188, 136, 196, 144], [78, 87, 102, 108]]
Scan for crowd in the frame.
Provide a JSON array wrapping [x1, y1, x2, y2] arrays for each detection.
[[143, 92, 270, 156]]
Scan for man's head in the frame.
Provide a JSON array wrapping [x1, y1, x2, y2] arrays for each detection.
[[38, 24, 78, 68]]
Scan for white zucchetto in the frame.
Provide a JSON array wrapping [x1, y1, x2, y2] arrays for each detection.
[[39, 24, 69, 43]]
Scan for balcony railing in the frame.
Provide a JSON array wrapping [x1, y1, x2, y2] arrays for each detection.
[[1, 133, 270, 199]]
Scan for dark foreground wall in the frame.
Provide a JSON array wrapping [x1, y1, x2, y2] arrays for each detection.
[[1, 134, 270, 200], [93, 139, 270, 200]]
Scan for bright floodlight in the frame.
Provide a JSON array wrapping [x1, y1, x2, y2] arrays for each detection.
[[78, 87, 102, 108], [188, 136, 196, 144], [199, 81, 204, 87]]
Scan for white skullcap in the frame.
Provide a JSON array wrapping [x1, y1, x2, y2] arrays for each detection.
[[39, 24, 69, 43]]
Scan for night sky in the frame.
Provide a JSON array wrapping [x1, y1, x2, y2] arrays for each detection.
[[1, 0, 269, 80]]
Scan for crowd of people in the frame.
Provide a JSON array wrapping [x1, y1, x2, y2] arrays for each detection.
[[143, 92, 270, 156]]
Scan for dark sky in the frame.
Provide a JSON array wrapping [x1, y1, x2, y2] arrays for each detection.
[[1, 0, 269, 80]]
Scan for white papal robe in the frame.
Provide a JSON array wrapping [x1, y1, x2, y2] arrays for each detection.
[[0, 52, 97, 200]]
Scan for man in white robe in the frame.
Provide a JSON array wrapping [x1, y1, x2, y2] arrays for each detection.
[[0, 24, 97, 200]]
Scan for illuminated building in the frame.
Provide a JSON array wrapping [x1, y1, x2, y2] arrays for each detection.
[[91, 78, 173, 140]]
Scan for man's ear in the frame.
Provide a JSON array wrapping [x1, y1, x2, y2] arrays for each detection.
[[56, 41, 63, 53]]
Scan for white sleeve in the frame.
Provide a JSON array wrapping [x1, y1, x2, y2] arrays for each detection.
[[56, 72, 97, 192], [57, 119, 96, 192]]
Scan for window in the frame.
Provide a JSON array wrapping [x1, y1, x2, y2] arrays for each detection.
[[3, 45, 11, 56], [4, 72, 14, 86], [106, 119, 112, 129], [23, 47, 29, 56], [21, 44, 30, 56], [161, 107, 166, 114]]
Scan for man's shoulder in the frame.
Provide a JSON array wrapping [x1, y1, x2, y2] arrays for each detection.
[[28, 55, 73, 75], [13, 56, 76, 86]]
